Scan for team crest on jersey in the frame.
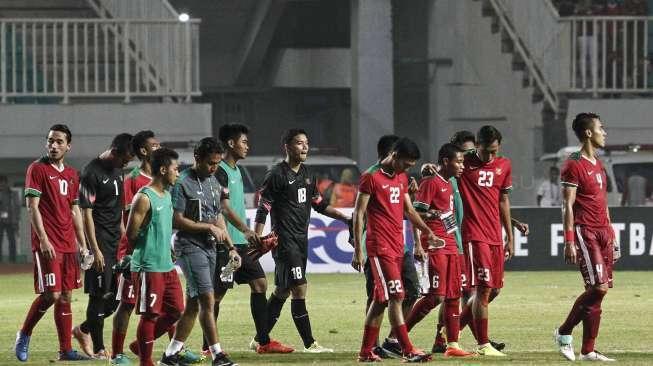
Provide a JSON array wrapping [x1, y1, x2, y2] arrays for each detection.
[[495, 168, 503, 175]]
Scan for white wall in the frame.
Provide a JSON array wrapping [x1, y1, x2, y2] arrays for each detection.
[[0, 103, 212, 159]]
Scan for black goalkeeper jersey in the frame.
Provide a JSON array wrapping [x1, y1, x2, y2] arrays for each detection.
[[79, 157, 124, 254], [256, 161, 327, 259]]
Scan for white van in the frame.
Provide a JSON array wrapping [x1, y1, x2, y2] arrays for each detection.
[[541, 145, 653, 206]]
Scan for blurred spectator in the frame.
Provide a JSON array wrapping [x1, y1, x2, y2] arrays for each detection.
[[316, 172, 335, 201], [621, 170, 651, 206], [0, 176, 18, 262], [329, 168, 357, 207], [537, 166, 562, 207]]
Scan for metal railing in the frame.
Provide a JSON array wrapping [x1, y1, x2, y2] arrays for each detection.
[[0, 18, 200, 103], [489, 0, 560, 112], [562, 17, 651, 94], [88, 0, 179, 19]]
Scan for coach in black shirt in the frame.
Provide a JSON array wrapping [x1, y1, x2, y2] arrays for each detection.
[[254, 128, 350, 353], [74, 134, 134, 358]]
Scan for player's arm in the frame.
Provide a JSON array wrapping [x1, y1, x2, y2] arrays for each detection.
[[561, 185, 577, 264], [172, 211, 229, 245], [351, 192, 370, 272], [220, 196, 260, 246], [511, 217, 529, 235], [26, 195, 56, 260], [499, 192, 514, 260], [403, 192, 433, 236], [412, 225, 427, 262], [254, 169, 280, 235], [216, 213, 241, 268], [79, 170, 104, 270], [126, 192, 150, 243], [606, 207, 620, 262], [71, 204, 88, 252]]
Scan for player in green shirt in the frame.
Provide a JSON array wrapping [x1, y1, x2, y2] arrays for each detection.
[[126, 148, 185, 366], [213, 124, 293, 354]]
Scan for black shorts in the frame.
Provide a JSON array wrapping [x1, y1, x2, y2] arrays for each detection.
[[364, 251, 420, 303], [84, 253, 117, 297], [214, 245, 266, 292], [274, 251, 307, 290]]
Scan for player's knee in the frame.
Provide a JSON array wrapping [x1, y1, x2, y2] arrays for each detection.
[[250, 277, 267, 293], [197, 292, 215, 309], [273, 287, 290, 300], [44, 291, 60, 304], [290, 284, 307, 299], [184, 297, 200, 315], [59, 291, 73, 303]]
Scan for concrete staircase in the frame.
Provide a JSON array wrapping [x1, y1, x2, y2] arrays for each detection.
[[478, 0, 567, 152]]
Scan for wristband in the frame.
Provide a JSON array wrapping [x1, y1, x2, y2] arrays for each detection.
[[564, 230, 575, 243]]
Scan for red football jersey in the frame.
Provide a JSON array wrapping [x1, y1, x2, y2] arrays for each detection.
[[359, 167, 408, 258], [459, 152, 513, 245], [413, 174, 458, 254], [560, 152, 609, 228], [25, 159, 80, 253], [117, 167, 152, 259]]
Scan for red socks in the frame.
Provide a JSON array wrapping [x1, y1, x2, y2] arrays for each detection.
[[405, 295, 438, 332], [54, 301, 72, 352], [459, 302, 477, 339], [111, 331, 127, 358], [137, 317, 156, 366], [444, 299, 461, 343], [155, 314, 178, 339], [559, 288, 605, 335], [21, 295, 54, 336], [392, 324, 414, 353], [474, 318, 489, 345], [582, 307, 602, 354], [360, 325, 380, 355]]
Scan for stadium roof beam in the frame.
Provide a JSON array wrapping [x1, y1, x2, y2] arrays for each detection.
[[233, 0, 287, 85]]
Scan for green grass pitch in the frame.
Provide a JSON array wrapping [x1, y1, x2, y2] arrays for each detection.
[[1, 270, 652, 365]]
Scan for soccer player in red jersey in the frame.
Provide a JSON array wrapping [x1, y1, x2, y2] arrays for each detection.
[[110, 130, 160, 364], [407, 143, 473, 357], [352, 138, 437, 362], [457, 125, 513, 356], [554, 113, 617, 362], [15, 124, 91, 361]]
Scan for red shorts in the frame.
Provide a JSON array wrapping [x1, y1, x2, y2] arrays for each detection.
[[116, 273, 137, 305], [427, 252, 461, 299], [466, 241, 504, 289], [575, 226, 614, 288], [458, 252, 470, 292], [33, 251, 80, 294], [132, 270, 184, 317], [368, 255, 404, 303]]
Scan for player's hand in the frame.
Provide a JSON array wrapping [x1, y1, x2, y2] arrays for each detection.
[[408, 177, 419, 194], [244, 229, 262, 248], [351, 251, 364, 272], [514, 221, 530, 235], [426, 231, 445, 249], [564, 242, 577, 265], [420, 163, 437, 177], [208, 225, 228, 243], [39, 239, 56, 260], [425, 209, 442, 221], [613, 240, 621, 263], [413, 245, 428, 262], [93, 249, 105, 271], [229, 249, 242, 270], [504, 240, 514, 261]]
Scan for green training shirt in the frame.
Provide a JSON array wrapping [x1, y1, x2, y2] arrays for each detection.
[[130, 186, 175, 273]]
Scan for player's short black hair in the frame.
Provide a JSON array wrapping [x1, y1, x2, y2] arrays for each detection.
[[391, 138, 421, 161], [194, 137, 224, 160], [450, 130, 475, 147], [282, 128, 308, 146], [377, 134, 400, 160], [132, 130, 155, 160], [477, 125, 502, 146], [48, 124, 72, 143], [572, 113, 600, 141], [218, 123, 250, 146], [111, 133, 134, 156], [151, 147, 178, 175], [438, 143, 464, 165]]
